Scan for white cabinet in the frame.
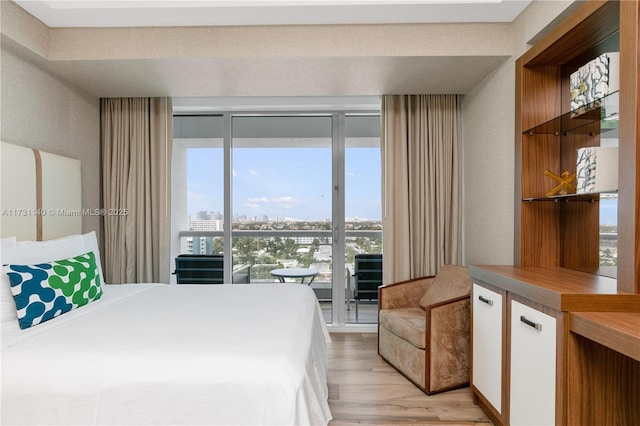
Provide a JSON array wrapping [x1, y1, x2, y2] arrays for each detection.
[[509, 300, 557, 426], [472, 281, 559, 426], [469, 265, 637, 426], [472, 283, 503, 413]]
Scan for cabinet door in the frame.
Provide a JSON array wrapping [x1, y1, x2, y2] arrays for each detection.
[[510, 300, 556, 426], [472, 283, 503, 413]]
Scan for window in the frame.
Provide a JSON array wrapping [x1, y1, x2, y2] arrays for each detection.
[[172, 101, 381, 327], [173, 115, 224, 256]]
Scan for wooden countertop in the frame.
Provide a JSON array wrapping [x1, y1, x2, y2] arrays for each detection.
[[469, 265, 640, 312], [569, 312, 640, 362]]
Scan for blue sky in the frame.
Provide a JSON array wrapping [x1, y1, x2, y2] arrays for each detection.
[[187, 147, 382, 221], [600, 198, 618, 226]]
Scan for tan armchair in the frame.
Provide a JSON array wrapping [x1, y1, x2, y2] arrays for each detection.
[[378, 265, 471, 394]]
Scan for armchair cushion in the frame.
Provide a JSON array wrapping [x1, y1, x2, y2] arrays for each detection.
[[419, 265, 471, 309], [379, 308, 426, 349]]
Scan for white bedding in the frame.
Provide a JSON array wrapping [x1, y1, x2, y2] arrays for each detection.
[[1, 283, 332, 425]]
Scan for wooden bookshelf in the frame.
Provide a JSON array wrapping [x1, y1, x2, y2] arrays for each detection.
[[515, 0, 639, 293]]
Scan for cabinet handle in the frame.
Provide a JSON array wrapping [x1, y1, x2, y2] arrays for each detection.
[[520, 315, 542, 331], [478, 295, 494, 306]]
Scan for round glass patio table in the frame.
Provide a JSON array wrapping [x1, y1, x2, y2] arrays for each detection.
[[270, 267, 319, 285]]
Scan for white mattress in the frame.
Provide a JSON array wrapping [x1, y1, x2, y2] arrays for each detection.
[[1, 283, 332, 425]]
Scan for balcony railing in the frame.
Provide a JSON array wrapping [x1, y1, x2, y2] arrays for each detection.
[[178, 228, 382, 283], [178, 229, 381, 323]]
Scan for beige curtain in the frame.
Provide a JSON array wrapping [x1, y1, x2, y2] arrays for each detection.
[[101, 98, 172, 284], [381, 94, 463, 284]]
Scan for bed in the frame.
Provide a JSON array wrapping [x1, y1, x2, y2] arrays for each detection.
[[0, 142, 332, 425], [1, 280, 331, 425]]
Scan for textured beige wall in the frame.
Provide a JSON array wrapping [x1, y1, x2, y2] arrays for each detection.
[[0, 0, 49, 59], [463, 0, 576, 266], [0, 47, 101, 236], [48, 22, 512, 60]]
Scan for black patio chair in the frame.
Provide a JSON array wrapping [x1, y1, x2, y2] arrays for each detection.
[[352, 253, 383, 321], [174, 254, 250, 284]]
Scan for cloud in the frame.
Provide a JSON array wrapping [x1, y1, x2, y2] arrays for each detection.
[[249, 170, 258, 175], [247, 197, 269, 204], [243, 196, 299, 210], [274, 196, 297, 209], [277, 196, 295, 203], [244, 197, 269, 210]]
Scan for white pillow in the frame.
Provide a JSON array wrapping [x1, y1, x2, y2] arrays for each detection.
[[1, 237, 18, 323], [14, 232, 104, 281], [82, 231, 105, 286], [2, 232, 105, 324], [1, 272, 15, 323], [11, 234, 85, 263], [1, 237, 16, 248]]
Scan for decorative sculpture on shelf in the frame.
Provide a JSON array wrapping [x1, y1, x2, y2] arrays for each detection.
[[544, 169, 576, 196]]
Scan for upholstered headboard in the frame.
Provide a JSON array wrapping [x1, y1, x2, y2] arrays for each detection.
[[1, 142, 82, 241]]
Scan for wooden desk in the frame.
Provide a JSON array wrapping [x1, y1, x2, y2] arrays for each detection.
[[567, 312, 640, 425], [469, 266, 640, 426]]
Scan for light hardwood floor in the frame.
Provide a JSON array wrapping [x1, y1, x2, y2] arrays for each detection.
[[319, 302, 379, 324], [327, 333, 492, 425]]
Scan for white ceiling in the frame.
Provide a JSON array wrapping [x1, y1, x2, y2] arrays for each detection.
[[8, 0, 535, 110], [15, 1, 532, 27]]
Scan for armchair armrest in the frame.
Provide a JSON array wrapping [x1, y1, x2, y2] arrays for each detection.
[[379, 276, 435, 310], [424, 296, 471, 391]]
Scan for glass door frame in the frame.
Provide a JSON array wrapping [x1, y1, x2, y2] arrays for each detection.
[[331, 113, 346, 326], [175, 109, 379, 329]]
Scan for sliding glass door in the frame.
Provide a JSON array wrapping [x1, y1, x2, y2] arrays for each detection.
[[174, 115, 225, 256], [173, 111, 380, 326], [232, 115, 335, 321]]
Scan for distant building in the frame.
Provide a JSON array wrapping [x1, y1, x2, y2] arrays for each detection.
[[277, 259, 299, 268], [293, 236, 314, 244], [189, 219, 223, 231], [185, 236, 214, 254], [314, 244, 332, 261]]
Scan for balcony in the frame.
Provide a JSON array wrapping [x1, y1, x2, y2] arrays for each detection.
[[177, 227, 382, 324]]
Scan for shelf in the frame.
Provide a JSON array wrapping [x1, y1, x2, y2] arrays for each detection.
[[523, 190, 618, 202], [523, 91, 619, 136], [569, 312, 640, 362]]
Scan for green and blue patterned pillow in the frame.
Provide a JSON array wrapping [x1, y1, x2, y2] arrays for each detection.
[[3, 251, 103, 329]]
